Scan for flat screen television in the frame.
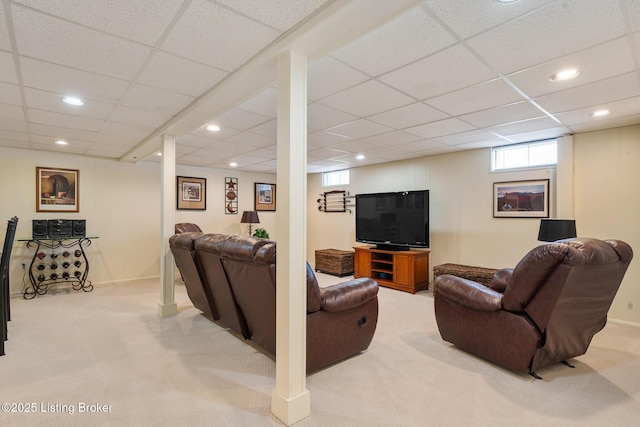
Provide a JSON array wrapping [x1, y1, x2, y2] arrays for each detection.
[[355, 190, 429, 250]]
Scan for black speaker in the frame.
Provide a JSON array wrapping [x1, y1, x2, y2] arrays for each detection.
[[47, 219, 72, 237], [72, 219, 86, 237], [32, 220, 48, 238]]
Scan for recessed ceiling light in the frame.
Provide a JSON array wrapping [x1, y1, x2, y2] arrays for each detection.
[[497, 0, 520, 3], [157, 152, 162, 156], [590, 109, 611, 117], [229, 162, 238, 167], [206, 124, 221, 132], [54, 139, 68, 145], [550, 69, 581, 82], [356, 154, 365, 160], [62, 96, 84, 106]]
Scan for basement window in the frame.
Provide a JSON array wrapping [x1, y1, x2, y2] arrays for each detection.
[[322, 169, 350, 187], [492, 139, 557, 171]]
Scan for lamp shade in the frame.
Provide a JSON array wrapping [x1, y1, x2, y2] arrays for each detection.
[[538, 219, 577, 242], [241, 211, 260, 224]]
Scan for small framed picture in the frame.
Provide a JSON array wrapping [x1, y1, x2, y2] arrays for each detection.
[[493, 179, 549, 218], [255, 182, 276, 211], [36, 167, 80, 212], [177, 176, 206, 210]]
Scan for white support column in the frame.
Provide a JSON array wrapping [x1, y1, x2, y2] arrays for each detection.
[[271, 51, 310, 425], [159, 134, 177, 317]]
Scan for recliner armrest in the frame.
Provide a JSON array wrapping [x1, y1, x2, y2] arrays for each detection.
[[487, 268, 513, 293], [321, 278, 379, 312], [435, 275, 503, 311]]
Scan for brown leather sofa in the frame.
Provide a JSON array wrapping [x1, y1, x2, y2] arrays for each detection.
[[169, 233, 379, 373], [175, 222, 202, 234], [434, 238, 633, 377]]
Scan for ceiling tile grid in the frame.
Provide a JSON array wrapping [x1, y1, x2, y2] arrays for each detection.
[[1, 0, 640, 172]]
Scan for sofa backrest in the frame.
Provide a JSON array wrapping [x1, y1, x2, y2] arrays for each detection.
[[219, 236, 277, 354], [502, 238, 632, 366], [175, 223, 202, 234], [194, 233, 248, 338], [169, 231, 214, 319]]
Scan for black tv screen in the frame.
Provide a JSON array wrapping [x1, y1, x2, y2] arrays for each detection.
[[355, 190, 429, 250]]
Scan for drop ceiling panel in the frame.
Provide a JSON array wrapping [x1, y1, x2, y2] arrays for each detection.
[[534, 72, 640, 114], [217, 0, 328, 31], [330, 139, 382, 154], [308, 103, 359, 131], [490, 117, 565, 138], [19, 58, 131, 104], [13, 0, 185, 45], [249, 119, 277, 138], [109, 105, 173, 129], [307, 131, 351, 148], [379, 44, 495, 100], [569, 113, 640, 134], [506, 37, 635, 98], [29, 123, 97, 141], [422, 0, 555, 40], [368, 102, 450, 129], [24, 87, 115, 120], [27, 109, 105, 132], [0, 51, 18, 84], [434, 129, 500, 146], [137, 52, 228, 97], [12, 7, 152, 80], [361, 130, 423, 147], [0, 83, 22, 106], [237, 87, 278, 118], [467, 0, 626, 75], [504, 127, 570, 143], [459, 101, 545, 128], [120, 84, 194, 114], [222, 131, 275, 148], [392, 139, 448, 152], [0, 118, 28, 133], [319, 80, 414, 117], [0, 104, 24, 122], [326, 119, 394, 139], [554, 96, 640, 126], [99, 121, 156, 139], [0, 129, 29, 142], [307, 56, 369, 101], [332, 5, 456, 76], [161, 0, 281, 71], [405, 117, 476, 139], [214, 109, 272, 132], [425, 78, 524, 116], [0, 6, 10, 50]]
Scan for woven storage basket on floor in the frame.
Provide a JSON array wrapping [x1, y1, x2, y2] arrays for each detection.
[[315, 249, 354, 277], [432, 263, 498, 285]]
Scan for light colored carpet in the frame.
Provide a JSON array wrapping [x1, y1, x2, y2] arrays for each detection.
[[2, 275, 640, 426]]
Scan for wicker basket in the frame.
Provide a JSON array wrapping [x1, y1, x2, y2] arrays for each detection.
[[315, 249, 354, 277], [433, 263, 498, 285]]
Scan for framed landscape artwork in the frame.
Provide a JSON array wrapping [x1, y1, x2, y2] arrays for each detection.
[[255, 183, 276, 211], [493, 179, 549, 218], [36, 166, 79, 212], [177, 176, 206, 210]]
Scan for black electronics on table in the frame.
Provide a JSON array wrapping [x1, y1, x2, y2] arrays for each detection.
[[31, 219, 86, 239]]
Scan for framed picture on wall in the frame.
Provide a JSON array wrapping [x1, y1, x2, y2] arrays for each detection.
[[255, 182, 276, 211], [177, 176, 206, 210], [493, 179, 549, 218], [36, 166, 80, 212]]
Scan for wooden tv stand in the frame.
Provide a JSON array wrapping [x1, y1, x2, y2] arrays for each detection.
[[353, 246, 430, 294]]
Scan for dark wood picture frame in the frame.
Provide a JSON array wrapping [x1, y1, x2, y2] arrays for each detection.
[[255, 182, 276, 211], [36, 166, 79, 212], [177, 176, 206, 210], [493, 179, 549, 218]]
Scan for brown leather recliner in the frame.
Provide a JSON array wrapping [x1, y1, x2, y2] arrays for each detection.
[[169, 231, 217, 320], [434, 238, 633, 377], [216, 235, 379, 373], [175, 223, 203, 234]]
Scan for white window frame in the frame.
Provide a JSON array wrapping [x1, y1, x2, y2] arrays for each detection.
[[322, 169, 350, 187], [492, 139, 558, 171]]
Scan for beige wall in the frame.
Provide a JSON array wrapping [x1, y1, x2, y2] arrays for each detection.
[[0, 146, 276, 295], [3, 125, 639, 324], [307, 128, 639, 324]]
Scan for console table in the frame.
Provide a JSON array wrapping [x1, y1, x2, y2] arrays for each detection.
[[19, 237, 97, 299], [353, 246, 429, 294]]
